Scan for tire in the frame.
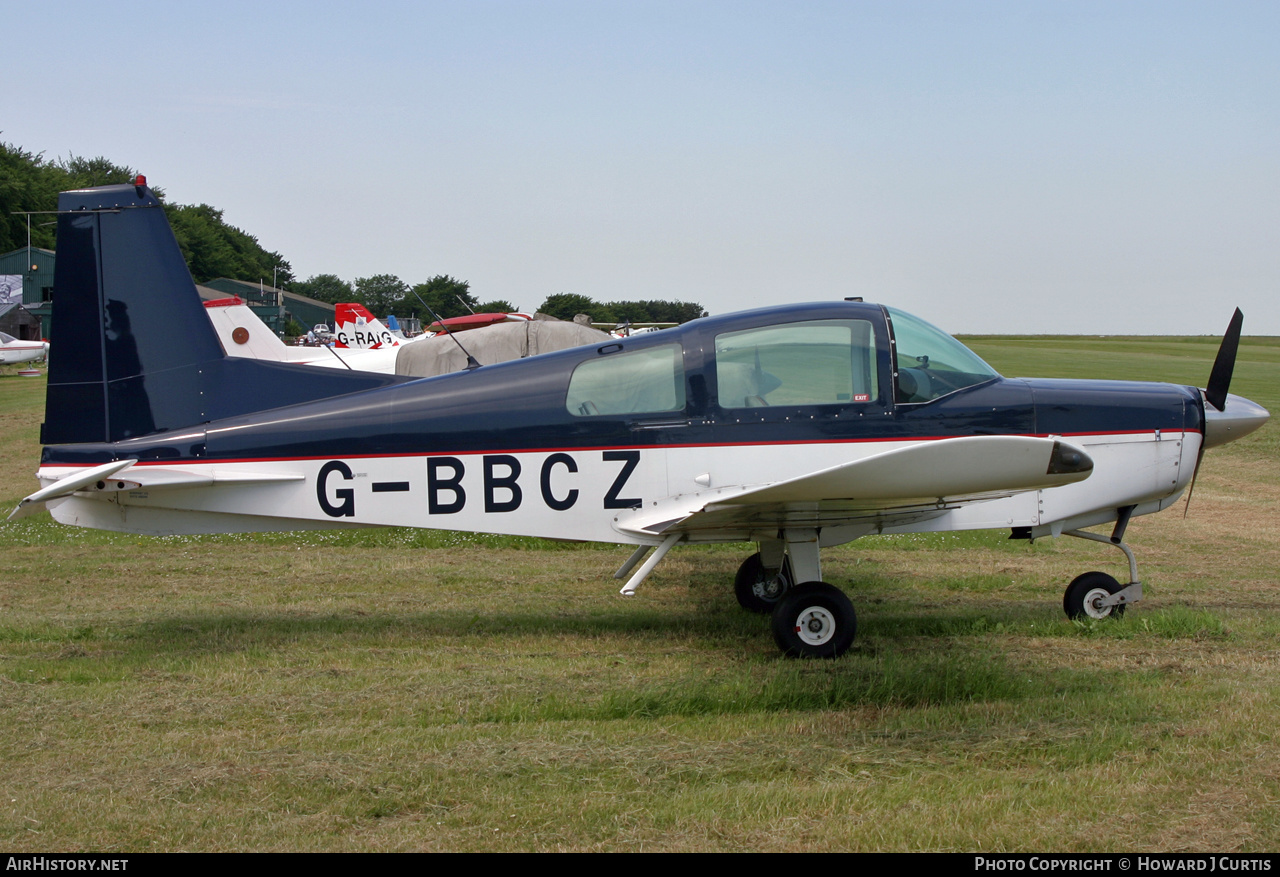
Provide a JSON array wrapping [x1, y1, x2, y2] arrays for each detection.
[[771, 582, 857, 659], [1063, 571, 1126, 621], [734, 552, 793, 614]]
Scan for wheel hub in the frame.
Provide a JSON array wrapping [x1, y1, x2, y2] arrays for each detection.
[[1084, 587, 1112, 619], [794, 606, 836, 646], [754, 575, 786, 601]]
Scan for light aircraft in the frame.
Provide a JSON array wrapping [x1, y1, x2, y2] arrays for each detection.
[[203, 297, 400, 373], [217, 298, 608, 377], [332, 303, 535, 348], [0, 331, 49, 365], [15, 180, 1270, 658]]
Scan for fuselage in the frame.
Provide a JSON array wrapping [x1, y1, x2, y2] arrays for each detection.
[[1, 336, 48, 365], [37, 301, 1211, 542]]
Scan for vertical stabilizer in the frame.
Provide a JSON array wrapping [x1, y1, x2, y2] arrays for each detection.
[[44, 182, 225, 444], [334, 302, 402, 349]]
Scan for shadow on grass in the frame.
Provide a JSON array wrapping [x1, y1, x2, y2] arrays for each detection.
[[1, 604, 1113, 720]]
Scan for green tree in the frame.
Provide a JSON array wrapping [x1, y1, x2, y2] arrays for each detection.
[[475, 299, 517, 314], [294, 273, 355, 304], [405, 275, 476, 320], [166, 203, 292, 286], [609, 299, 707, 324], [355, 274, 410, 318], [0, 141, 59, 253], [55, 155, 144, 192], [537, 293, 615, 323], [606, 300, 656, 323]]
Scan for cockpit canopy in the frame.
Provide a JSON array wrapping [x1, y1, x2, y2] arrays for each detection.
[[562, 303, 1001, 418], [887, 306, 1000, 403]]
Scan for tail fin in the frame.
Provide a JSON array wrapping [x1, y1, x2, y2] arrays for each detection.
[[42, 182, 401, 446], [334, 302, 401, 349], [205, 299, 301, 361]]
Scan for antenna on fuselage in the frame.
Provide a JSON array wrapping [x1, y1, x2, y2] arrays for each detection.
[[413, 290, 481, 371]]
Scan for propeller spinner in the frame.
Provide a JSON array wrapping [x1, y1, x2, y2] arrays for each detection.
[[1185, 309, 1269, 514], [1201, 309, 1269, 448]]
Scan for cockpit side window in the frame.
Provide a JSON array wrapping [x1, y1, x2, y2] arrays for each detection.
[[566, 343, 686, 417], [886, 307, 1000, 404], [714, 320, 879, 408]]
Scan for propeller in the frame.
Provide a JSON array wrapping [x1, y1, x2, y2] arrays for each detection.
[[1204, 308, 1243, 412], [1185, 308, 1244, 516]]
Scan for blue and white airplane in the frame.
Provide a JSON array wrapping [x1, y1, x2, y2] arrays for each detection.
[[13, 180, 1269, 658]]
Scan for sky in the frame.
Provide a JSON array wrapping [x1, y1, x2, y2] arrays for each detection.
[[5, 0, 1278, 334]]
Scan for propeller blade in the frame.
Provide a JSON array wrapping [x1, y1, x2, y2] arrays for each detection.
[[1183, 441, 1206, 518], [1204, 308, 1243, 412]]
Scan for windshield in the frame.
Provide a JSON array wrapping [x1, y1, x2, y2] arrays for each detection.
[[887, 307, 999, 403]]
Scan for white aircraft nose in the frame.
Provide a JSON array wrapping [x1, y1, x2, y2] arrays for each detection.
[[1203, 392, 1270, 448]]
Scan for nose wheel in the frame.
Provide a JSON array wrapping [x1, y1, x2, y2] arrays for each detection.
[[1063, 571, 1127, 620]]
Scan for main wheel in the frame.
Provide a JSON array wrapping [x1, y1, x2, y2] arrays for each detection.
[[1063, 571, 1126, 620], [734, 552, 794, 614], [771, 582, 857, 659]]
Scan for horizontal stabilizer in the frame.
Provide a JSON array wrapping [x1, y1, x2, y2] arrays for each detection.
[[9, 459, 137, 520], [11, 463, 305, 520], [85, 468, 307, 491]]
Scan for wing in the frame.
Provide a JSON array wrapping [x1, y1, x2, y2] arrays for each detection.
[[612, 435, 1093, 540]]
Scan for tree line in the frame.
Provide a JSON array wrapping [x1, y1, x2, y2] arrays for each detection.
[[1, 143, 292, 287], [2, 140, 707, 325], [294, 275, 708, 325]]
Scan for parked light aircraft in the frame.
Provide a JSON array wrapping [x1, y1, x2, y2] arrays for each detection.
[[15, 181, 1270, 658], [203, 297, 400, 373], [0, 331, 49, 365], [334, 304, 542, 350]]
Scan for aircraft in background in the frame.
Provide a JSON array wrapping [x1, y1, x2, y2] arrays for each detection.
[[0, 332, 48, 365], [335, 304, 543, 350], [602, 321, 678, 338], [203, 297, 400, 373], [426, 311, 533, 335], [16, 181, 1269, 659], [333, 302, 413, 350]]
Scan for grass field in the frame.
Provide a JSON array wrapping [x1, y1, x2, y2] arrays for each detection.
[[1, 336, 1278, 852]]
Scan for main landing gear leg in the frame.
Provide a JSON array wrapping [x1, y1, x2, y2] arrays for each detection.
[[767, 529, 857, 659], [1061, 506, 1143, 621]]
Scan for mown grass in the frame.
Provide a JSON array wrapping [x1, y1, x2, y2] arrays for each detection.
[[1, 336, 1278, 851]]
